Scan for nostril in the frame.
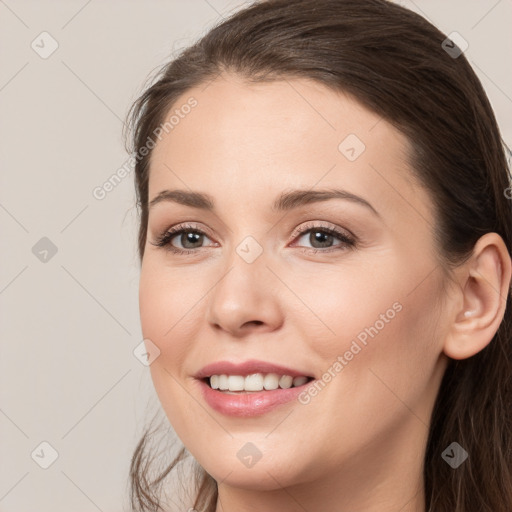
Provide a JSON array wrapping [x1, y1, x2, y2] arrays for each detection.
[[244, 320, 264, 327]]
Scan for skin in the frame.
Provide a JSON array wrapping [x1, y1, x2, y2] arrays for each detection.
[[138, 74, 511, 512]]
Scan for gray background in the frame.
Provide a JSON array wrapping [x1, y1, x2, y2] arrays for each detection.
[[1, 0, 511, 510]]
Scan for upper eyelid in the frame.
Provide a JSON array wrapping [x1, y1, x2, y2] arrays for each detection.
[[168, 222, 216, 240], [290, 220, 354, 240]]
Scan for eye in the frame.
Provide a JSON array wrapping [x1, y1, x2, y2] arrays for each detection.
[[150, 221, 356, 255], [291, 221, 356, 253], [150, 223, 216, 255]]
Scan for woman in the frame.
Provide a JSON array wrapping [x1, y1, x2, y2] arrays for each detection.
[[125, 0, 512, 510]]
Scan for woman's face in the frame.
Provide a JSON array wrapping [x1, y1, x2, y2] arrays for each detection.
[[139, 74, 451, 497]]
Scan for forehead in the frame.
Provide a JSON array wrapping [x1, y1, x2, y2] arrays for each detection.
[[147, 74, 432, 225]]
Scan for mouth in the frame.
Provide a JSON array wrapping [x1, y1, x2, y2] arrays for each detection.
[[196, 372, 316, 417], [194, 360, 317, 416], [202, 373, 315, 394]]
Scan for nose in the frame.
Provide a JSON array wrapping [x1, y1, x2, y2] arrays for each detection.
[[206, 252, 284, 337]]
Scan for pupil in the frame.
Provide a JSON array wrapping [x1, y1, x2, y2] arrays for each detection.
[[182, 231, 203, 248], [311, 231, 332, 248]]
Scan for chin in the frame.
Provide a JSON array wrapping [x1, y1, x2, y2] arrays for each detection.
[[194, 444, 315, 491]]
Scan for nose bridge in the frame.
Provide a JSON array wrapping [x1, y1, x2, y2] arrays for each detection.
[[220, 225, 273, 288], [206, 235, 283, 335]]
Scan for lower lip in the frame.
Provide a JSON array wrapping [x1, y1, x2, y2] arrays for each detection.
[[197, 379, 313, 417]]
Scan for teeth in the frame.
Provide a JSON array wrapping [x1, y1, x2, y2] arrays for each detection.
[[279, 375, 293, 389], [292, 376, 308, 387], [228, 375, 245, 391], [208, 373, 311, 392], [263, 373, 279, 390], [245, 373, 264, 391], [219, 375, 229, 390]]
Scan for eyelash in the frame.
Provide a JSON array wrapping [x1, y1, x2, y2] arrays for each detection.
[[150, 221, 357, 256]]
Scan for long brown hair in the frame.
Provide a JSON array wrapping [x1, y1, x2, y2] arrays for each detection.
[[124, 1, 512, 510]]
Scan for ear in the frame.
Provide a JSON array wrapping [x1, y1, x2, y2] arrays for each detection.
[[443, 232, 512, 360]]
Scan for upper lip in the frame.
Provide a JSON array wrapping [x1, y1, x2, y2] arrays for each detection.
[[195, 359, 314, 379]]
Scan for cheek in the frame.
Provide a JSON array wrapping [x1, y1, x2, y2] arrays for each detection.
[[295, 259, 443, 412], [138, 263, 208, 393], [138, 265, 207, 433], [139, 261, 207, 345], [282, 268, 443, 476], [285, 261, 406, 358]]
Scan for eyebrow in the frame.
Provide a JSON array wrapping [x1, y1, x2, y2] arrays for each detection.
[[148, 188, 379, 216]]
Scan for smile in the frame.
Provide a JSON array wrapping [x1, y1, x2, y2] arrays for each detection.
[[207, 373, 313, 392], [197, 375, 316, 417]]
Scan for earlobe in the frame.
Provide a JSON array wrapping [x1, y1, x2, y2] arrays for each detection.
[[443, 233, 512, 361]]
